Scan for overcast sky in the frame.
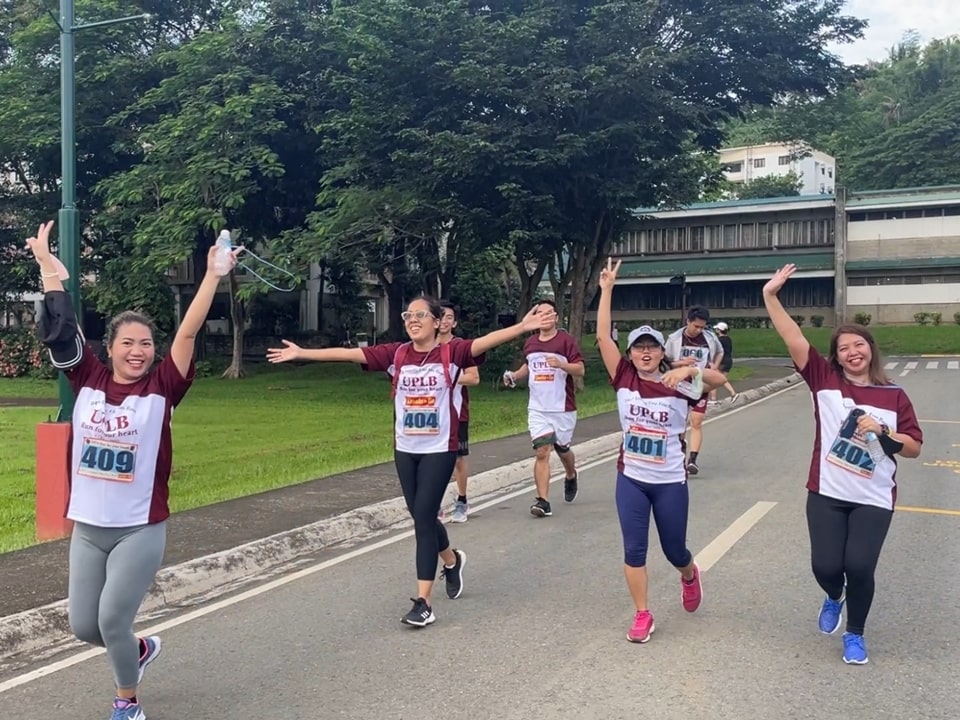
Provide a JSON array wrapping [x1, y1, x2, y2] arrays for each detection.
[[831, 0, 959, 64]]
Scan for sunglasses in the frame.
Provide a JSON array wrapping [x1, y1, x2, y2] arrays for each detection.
[[401, 310, 435, 322]]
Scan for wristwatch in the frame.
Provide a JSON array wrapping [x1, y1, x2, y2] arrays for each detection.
[[880, 423, 890, 436]]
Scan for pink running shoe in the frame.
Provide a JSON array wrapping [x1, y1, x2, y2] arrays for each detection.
[[627, 610, 655, 643], [681, 563, 703, 613]]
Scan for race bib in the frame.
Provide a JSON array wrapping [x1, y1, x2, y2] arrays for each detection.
[[77, 437, 137, 483], [624, 425, 667, 464], [402, 396, 440, 435], [533, 372, 555, 382], [826, 434, 876, 479]]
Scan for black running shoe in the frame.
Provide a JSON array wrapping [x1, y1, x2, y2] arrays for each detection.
[[441, 549, 466, 599], [530, 498, 553, 517], [686, 460, 699, 476], [564, 474, 579, 503], [401, 597, 435, 627]]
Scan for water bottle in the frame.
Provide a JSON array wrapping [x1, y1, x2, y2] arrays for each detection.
[[675, 370, 704, 400], [503, 370, 516, 388], [864, 431, 886, 463], [213, 230, 233, 276]]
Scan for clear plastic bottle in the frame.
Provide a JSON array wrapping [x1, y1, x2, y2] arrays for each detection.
[[864, 431, 886, 463], [675, 370, 704, 400], [213, 229, 233, 275]]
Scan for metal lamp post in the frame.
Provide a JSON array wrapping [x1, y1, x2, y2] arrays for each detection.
[[53, 1, 149, 420]]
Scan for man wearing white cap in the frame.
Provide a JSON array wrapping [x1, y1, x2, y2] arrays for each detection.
[[709, 322, 737, 403], [663, 306, 724, 475]]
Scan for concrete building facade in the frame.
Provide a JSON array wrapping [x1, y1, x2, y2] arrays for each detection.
[[603, 185, 960, 327], [720, 142, 836, 196]]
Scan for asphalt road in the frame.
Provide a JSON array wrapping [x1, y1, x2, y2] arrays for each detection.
[[0, 370, 957, 720]]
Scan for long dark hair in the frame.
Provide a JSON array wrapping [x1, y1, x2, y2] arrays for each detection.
[[828, 324, 892, 385]]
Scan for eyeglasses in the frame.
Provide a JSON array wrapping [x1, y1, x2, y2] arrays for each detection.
[[631, 343, 661, 351], [401, 310, 435, 322]]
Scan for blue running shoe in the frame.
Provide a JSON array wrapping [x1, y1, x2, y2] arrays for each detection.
[[818, 594, 844, 634], [110, 697, 146, 720], [842, 632, 868, 665], [137, 636, 162, 684]]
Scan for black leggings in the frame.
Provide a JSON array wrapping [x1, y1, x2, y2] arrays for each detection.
[[806, 491, 893, 636], [395, 450, 458, 581]]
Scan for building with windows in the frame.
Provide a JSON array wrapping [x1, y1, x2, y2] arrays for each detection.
[[720, 142, 836, 196], [600, 185, 960, 327], [604, 194, 839, 326], [842, 186, 960, 324]]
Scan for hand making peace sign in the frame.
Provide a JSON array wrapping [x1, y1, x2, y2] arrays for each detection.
[[599, 256, 622, 291]]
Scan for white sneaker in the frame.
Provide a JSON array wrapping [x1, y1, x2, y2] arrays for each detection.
[[451, 499, 469, 523]]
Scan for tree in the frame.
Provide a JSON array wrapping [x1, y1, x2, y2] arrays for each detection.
[[734, 35, 960, 191], [97, 19, 304, 378], [734, 172, 803, 200]]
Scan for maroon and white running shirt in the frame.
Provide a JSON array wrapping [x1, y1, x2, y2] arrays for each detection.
[[797, 346, 922, 510], [522, 331, 583, 412], [362, 340, 480, 454], [65, 346, 194, 527]]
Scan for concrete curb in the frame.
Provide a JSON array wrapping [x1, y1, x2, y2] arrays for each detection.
[[0, 372, 801, 663]]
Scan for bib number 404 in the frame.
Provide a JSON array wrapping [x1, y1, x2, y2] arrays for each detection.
[[403, 410, 439, 433]]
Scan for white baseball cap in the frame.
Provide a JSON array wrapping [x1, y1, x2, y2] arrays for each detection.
[[714, 322, 729, 332], [627, 325, 665, 348]]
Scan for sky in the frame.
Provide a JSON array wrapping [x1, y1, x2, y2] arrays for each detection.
[[832, 0, 960, 64]]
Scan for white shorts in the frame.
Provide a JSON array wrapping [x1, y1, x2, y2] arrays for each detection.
[[528, 409, 577, 450]]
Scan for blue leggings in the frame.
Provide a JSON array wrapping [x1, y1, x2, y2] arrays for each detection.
[[615, 472, 693, 568]]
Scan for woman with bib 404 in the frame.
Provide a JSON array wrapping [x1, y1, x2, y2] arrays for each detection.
[[763, 263, 923, 665], [267, 296, 556, 627], [28, 220, 239, 720], [595, 258, 728, 643]]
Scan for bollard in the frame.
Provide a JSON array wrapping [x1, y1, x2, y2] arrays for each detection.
[[36, 421, 73, 541]]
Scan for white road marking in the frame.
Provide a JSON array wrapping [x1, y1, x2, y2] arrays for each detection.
[[905, 361, 919, 370], [949, 361, 959, 370], [0, 381, 802, 693], [885, 362, 898, 370], [926, 361, 939, 370], [695, 502, 778, 572]]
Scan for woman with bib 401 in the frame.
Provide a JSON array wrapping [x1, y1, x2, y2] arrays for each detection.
[[595, 258, 728, 643], [763, 263, 923, 665], [28, 220, 239, 720]]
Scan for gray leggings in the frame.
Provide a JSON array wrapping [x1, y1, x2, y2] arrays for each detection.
[[68, 521, 166, 689]]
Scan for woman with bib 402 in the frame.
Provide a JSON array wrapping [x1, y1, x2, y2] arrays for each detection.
[[763, 263, 923, 665], [595, 258, 728, 643], [28, 220, 239, 720]]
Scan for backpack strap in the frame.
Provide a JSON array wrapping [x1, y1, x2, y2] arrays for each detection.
[[390, 342, 411, 399], [440, 340, 453, 389], [390, 341, 454, 398]]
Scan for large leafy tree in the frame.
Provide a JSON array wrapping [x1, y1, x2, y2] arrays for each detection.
[[733, 35, 960, 191], [316, 0, 864, 341]]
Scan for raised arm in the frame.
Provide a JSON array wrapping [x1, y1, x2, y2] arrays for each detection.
[[170, 244, 241, 378], [471, 304, 556, 357], [761, 264, 811, 371], [267, 341, 367, 364], [26, 221, 86, 370], [596, 257, 623, 380]]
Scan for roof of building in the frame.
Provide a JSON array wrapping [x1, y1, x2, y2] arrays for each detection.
[[845, 256, 960, 272], [845, 185, 960, 209], [630, 195, 836, 220], [617, 251, 834, 279]]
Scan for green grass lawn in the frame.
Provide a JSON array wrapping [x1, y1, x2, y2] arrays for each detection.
[[6, 321, 951, 555], [1, 359, 767, 553]]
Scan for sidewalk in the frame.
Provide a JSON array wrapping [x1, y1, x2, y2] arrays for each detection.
[[0, 363, 793, 619]]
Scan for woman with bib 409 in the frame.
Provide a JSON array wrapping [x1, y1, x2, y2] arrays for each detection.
[[595, 258, 729, 643], [763, 263, 923, 665], [28, 220, 239, 720]]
